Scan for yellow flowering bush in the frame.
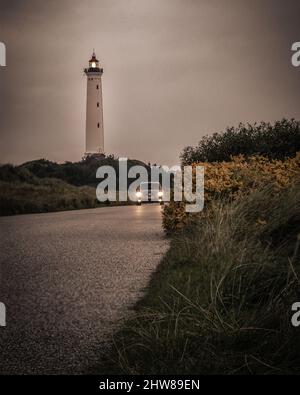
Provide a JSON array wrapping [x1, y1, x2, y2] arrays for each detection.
[[163, 153, 300, 233]]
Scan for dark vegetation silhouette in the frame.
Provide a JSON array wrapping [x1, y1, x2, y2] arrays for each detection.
[[0, 154, 150, 215], [181, 119, 300, 165]]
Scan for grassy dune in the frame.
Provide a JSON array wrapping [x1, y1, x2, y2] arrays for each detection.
[[0, 178, 102, 216]]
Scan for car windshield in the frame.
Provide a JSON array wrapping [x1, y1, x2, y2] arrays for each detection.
[[140, 182, 160, 191]]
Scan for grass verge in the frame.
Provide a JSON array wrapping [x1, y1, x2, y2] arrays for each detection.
[[0, 178, 104, 216], [0, 178, 134, 216], [100, 182, 300, 374]]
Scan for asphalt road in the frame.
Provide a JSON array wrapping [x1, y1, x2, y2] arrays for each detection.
[[0, 204, 168, 374]]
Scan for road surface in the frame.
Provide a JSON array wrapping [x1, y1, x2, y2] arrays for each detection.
[[0, 204, 168, 374]]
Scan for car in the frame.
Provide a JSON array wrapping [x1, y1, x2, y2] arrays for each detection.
[[136, 182, 164, 205]]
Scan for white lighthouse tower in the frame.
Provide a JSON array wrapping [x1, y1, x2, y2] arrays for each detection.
[[84, 51, 104, 155]]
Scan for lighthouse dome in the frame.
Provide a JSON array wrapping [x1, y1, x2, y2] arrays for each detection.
[[84, 51, 103, 74]]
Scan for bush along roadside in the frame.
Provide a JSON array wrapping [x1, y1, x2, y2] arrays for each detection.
[[163, 152, 300, 234], [0, 178, 134, 216], [0, 154, 147, 216], [100, 181, 300, 374], [181, 119, 300, 165]]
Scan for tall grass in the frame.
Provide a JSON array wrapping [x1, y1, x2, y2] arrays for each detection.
[[102, 183, 300, 374], [0, 165, 135, 216], [0, 178, 101, 216]]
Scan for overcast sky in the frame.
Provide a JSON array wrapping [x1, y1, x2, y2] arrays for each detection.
[[0, 0, 299, 165]]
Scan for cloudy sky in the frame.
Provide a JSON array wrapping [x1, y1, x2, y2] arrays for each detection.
[[0, 0, 299, 165]]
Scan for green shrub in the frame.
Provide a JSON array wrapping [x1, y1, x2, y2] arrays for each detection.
[[0, 153, 143, 215], [0, 164, 39, 184], [181, 119, 300, 165], [18, 155, 151, 187]]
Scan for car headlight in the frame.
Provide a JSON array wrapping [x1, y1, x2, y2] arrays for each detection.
[[158, 191, 163, 197], [136, 191, 142, 198]]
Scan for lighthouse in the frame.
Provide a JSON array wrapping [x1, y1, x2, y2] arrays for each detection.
[[84, 51, 104, 155]]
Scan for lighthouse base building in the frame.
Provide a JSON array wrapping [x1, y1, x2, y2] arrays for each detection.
[[84, 52, 104, 155]]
